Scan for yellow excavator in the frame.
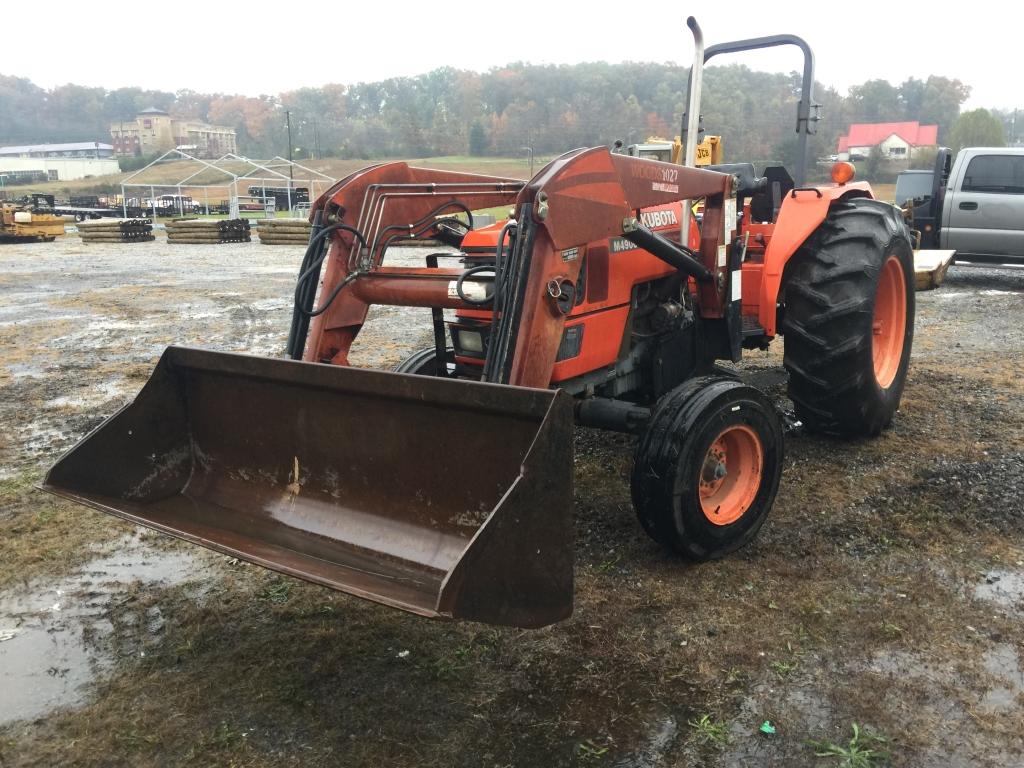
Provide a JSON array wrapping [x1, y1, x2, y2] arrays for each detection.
[[624, 135, 723, 165]]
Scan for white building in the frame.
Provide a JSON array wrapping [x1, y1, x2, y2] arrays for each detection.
[[0, 142, 120, 183], [0, 142, 115, 159]]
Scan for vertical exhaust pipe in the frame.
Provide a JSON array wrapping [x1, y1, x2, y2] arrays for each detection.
[[680, 16, 705, 246]]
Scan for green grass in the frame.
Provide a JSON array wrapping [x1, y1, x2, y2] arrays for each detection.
[[471, 204, 517, 220], [807, 723, 889, 767], [688, 714, 730, 746], [0, 470, 121, 590], [259, 578, 293, 604], [575, 739, 609, 761]]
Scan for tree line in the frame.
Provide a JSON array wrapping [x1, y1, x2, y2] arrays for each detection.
[[0, 65, 1017, 166]]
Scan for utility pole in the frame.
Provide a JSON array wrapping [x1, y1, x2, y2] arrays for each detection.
[[301, 117, 323, 159], [521, 146, 534, 177], [285, 109, 294, 180], [1013, 109, 1018, 146]]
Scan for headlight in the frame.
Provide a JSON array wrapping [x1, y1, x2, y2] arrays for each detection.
[[556, 325, 583, 361], [458, 330, 484, 353]]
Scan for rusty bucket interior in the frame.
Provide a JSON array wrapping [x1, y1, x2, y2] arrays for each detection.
[[42, 346, 573, 628]]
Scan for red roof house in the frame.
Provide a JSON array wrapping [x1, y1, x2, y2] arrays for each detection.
[[838, 122, 938, 159]]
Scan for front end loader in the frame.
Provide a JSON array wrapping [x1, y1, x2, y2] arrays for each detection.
[[44, 19, 915, 629]]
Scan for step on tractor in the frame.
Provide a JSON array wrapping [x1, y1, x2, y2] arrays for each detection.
[[44, 18, 915, 629]]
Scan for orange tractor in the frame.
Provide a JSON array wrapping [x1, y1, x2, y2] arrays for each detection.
[[44, 19, 914, 628]]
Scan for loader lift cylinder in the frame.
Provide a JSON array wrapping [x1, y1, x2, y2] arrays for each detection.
[[621, 217, 713, 282]]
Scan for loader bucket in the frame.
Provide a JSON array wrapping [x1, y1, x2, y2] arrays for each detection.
[[42, 347, 574, 628]]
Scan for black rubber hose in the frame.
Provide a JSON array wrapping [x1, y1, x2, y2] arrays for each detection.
[[285, 222, 367, 359], [484, 219, 522, 383], [456, 265, 496, 306], [483, 221, 515, 379], [293, 223, 367, 314], [375, 202, 474, 254], [285, 219, 325, 359]]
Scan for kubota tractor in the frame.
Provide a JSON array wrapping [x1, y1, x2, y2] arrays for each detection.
[[44, 19, 915, 628]]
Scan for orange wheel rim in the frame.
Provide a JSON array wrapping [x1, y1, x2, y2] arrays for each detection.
[[872, 255, 907, 389], [699, 425, 763, 525]]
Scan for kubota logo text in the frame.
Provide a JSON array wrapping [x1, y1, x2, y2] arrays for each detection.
[[640, 209, 678, 229]]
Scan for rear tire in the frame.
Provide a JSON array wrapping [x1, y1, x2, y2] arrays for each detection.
[[393, 346, 455, 376], [782, 198, 914, 437], [631, 376, 784, 561]]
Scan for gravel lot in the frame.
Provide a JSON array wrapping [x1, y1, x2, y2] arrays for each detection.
[[0, 235, 1022, 767]]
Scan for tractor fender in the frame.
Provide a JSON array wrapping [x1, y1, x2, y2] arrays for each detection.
[[758, 182, 872, 336]]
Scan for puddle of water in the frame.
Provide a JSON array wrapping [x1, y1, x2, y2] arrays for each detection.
[[866, 644, 1024, 765], [248, 266, 299, 275], [0, 312, 93, 329], [249, 298, 292, 311], [720, 678, 833, 765], [979, 644, 1024, 713], [44, 377, 127, 410], [614, 714, 678, 768], [0, 535, 210, 726], [3, 363, 47, 379], [974, 569, 1024, 616]]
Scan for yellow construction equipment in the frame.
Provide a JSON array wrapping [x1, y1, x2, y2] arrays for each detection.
[[0, 198, 65, 243], [625, 135, 723, 165]]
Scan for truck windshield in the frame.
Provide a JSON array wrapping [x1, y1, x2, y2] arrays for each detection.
[[894, 172, 933, 205]]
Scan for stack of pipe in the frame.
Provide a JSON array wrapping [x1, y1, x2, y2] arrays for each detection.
[[255, 218, 312, 246], [78, 219, 155, 244], [166, 219, 251, 244]]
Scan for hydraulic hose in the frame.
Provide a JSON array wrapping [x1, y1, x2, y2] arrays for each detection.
[[456, 265, 496, 306], [285, 221, 367, 359], [375, 202, 474, 254], [482, 219, 519, 382]]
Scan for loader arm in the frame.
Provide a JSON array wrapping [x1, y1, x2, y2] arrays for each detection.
[[495, 147, 734, 388], [303, 148, 735, 388], [305, 162, 524, 364]]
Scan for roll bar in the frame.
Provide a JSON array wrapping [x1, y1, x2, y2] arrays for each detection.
[[681, 17, 820, 187]]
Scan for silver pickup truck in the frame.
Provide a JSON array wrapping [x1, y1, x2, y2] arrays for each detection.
[[902, 146, 1024, 264]]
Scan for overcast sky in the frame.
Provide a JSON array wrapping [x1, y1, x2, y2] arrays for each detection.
[[2, 3, 1015, 111]]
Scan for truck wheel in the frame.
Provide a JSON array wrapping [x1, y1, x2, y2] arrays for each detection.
[[782, 198, 914, 436], [631, 376, 784, 560], [393, 346, 455, 376]]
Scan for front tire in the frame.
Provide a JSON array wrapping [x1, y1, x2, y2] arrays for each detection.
[[631, 377, 784, 560], [782, 198, 914, 437], [393, 346, 455, 376]]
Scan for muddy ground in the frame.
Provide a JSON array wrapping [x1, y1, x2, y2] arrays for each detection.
[[0, 233, 1022, 767]]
